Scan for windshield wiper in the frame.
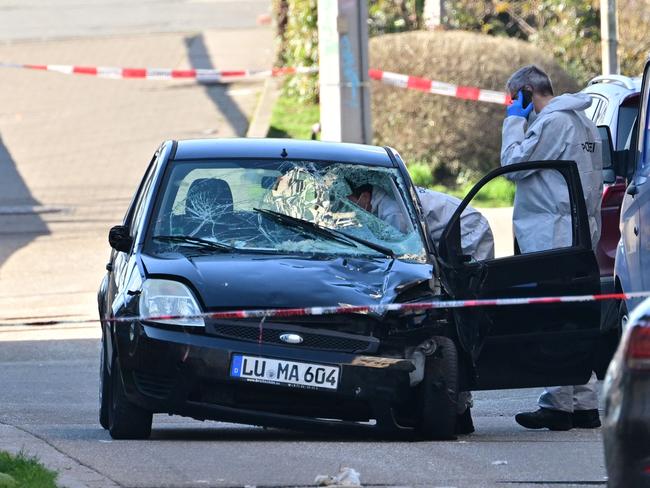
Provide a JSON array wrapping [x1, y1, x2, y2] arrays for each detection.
[[253, 208, 394, 258], [323, 226, 395, 258], [153, 235, 235, 252]]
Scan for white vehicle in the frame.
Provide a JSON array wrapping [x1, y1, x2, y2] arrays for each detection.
[[582, 75, 641, 151]]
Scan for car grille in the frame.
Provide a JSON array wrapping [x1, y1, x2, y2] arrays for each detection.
[[133, 371, 176, 398], [207, 322, 379, 353]]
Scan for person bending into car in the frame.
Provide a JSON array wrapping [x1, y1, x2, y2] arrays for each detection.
[[418, 187, 495, 434], [501, 65, 603, 431], [346, 183, 407, 233]]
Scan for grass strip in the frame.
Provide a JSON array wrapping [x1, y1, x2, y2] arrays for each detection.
[[0, 451, 57, 488], [267, 93, 320, 140]]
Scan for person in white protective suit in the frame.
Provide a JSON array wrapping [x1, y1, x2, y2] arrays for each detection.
[[417, 188, 495, 261], [346, 183, 408, 233], [501, 65, 603, 431], [417, 187, 495, 435]]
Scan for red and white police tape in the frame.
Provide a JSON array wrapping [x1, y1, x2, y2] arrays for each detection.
[[2, 291, 649, 328], [0, 61, 511, 105], [367, 68, 511, 105], [0, 62, 318, 83]]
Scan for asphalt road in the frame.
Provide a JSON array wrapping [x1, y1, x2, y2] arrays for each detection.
[[0, 327, 608, 488], [0, 1, 609, 487], [0, 0, 269, 41]]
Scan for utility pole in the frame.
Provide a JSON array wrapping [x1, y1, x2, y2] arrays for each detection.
[[600, 0, 619, 75], [317, 0, 372, 144]]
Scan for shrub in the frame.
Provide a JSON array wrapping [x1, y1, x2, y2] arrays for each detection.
[[275, 0, 319, 104], [618, 0, 650, 77], [368, 0, 424, 35], [408, 162, 434, 187], [443, 0, 601, 86], [370, 30, 578, 185], [272, 1, 426, 104]]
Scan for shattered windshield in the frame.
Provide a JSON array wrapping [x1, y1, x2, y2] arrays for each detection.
[[145, 159, 427, 261]]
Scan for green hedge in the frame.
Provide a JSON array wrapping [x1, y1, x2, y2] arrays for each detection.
[[370, 30, 578, 185]]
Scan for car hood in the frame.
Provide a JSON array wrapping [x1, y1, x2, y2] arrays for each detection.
[[140, 253, 434, 311]]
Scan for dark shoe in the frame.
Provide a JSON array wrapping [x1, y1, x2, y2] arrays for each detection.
[[572, 409, 601, 428], [515, 407, 572, 431], [455, 408, 475, 435]]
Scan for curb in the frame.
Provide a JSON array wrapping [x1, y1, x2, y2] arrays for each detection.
[[0, 423, 120, 488], [245, 76, 281, 138]]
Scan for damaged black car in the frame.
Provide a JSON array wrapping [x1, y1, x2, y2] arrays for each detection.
[[98, 138, 612, 440]]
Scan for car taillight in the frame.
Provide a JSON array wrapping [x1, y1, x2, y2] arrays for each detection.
[[626, 326, 650, 370]]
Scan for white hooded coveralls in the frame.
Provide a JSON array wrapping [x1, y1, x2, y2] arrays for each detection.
[[501, 93, 603, 412], [501, 93, 603, 252], [417, 188, 494, 261], [417, 187, 495, 413]]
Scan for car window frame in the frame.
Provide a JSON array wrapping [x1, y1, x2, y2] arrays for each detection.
[[122, 151, 160, 231], [439, 160, 593, 266], [637, 63, 650, 175], [585, 94, 606, 123]]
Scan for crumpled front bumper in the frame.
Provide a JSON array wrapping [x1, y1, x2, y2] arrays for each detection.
[[114, 321, 420, 434]]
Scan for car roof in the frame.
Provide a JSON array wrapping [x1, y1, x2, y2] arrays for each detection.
[[172, 138, 395, 167], [582, 75, 641, 101]]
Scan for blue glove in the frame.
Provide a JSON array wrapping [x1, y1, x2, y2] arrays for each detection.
[[506, 90, 534, 118]]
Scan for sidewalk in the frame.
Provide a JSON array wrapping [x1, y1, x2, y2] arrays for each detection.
[[0, 424, 119, 488], [0, 27, 273, 322]]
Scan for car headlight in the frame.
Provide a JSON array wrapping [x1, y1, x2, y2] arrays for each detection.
[[139, 279, 205, 327]]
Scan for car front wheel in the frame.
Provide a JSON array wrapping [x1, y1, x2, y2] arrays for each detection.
[[416, 336, 459, 440], [108, 360, 153, 440]]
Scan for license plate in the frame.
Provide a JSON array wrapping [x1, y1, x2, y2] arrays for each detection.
[[230, 354, 339, 390]]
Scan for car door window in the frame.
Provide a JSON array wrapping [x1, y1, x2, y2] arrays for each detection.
[[450, 170, 574, 261], [584, 96, 603, 123]]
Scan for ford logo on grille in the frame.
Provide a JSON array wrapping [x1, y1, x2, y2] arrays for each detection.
[[280, 333, 303, 344]]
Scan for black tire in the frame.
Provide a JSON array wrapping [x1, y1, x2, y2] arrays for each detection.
[[99, 333, 110, 430], [416, 336, 459, 440], [108, 360, 153, 440]]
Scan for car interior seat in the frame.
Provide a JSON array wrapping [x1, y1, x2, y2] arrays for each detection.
[[182, 178, 235, 238]]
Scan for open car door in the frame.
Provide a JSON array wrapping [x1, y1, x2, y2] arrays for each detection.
[[438, 161, 601, 390]]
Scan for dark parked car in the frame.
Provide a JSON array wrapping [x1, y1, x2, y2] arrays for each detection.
[[603, 297, 650, 487], [98, 138, 613, 440]]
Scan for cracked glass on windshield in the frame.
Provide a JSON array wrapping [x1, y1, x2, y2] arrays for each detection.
[[145, 159, 426, 261]]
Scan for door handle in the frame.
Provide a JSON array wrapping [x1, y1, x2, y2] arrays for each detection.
[[634, 226, 639, 236], [627, 184, 638, 196]]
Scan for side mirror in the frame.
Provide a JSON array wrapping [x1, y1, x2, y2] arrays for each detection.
[[108, 225, 133, 253], [597, 125, 616, 184], [613, 149, 635, 180], [598, 125, 636, 181]]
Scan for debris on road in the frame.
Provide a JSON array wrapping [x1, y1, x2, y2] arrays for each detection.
[[315, 467, 362, 487]]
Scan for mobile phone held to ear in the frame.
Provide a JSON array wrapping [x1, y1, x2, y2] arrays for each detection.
[[521, 89, 533, 108]]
